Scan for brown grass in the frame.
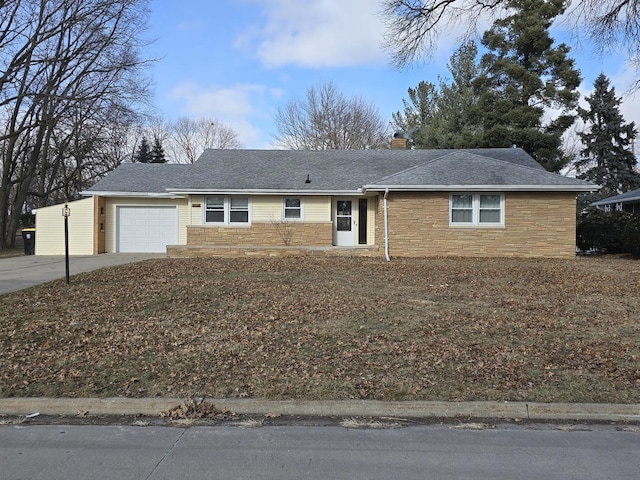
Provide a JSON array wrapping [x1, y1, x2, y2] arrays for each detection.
[[0, 256, 638, 403]]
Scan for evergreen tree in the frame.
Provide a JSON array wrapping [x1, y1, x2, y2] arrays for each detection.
[[150, 135, 167, 163], [473, 0, 581, 172], [392, 42, 482, 149], [433, 41, 483, 149], [575, 73, 640, 210], [392, 80, 438, 148], [134, 136, 152, 163]]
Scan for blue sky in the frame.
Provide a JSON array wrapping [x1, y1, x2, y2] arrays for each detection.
[[145, 0, 639, 149]]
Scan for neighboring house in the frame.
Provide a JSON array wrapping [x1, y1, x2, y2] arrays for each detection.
[[591, 188, 640, 215], [34, 147, 596, 258]]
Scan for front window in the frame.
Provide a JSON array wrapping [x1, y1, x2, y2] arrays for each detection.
[[479, 194, 502, 223], [450, 193, 504, 226], [283, 198, 302, 220], [451, 194, 473, 223], [230, 197, 249, 223], [205, 196, 250, 225], [205, 196, 224, 223]]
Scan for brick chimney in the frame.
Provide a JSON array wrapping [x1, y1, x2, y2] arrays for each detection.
[[390, 132, 408, 149]]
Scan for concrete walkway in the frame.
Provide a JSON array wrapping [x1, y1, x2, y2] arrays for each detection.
[[0, 397, 638, 423], [0, 253, 165, 295]]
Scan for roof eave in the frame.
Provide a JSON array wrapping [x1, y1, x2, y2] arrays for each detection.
[[592, 195, 640, 206], [165, 188, 364, 196], [81, 191, 186, 198], [362, 184, 598, 193]]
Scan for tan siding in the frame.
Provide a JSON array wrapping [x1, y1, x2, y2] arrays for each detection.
[[35, 198, 95, 255], [251, 195, 331, 223], [303, 196, 331, 222], [104, 197, 188, 253], [190, 195, 204, 224], [367, 197, 377, 245], [190, 195, 332, 224], [252, 196, 282, 222], [375, 191, 577, 258]]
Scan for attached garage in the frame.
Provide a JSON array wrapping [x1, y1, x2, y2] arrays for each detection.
[[116, 206, 178, 253], [34, 197, 97, 255]]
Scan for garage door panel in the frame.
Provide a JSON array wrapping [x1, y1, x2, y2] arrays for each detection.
[[117, 206, 177, 253]]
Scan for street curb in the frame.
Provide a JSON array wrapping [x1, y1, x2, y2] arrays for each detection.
[[0, 398, 638, 423]]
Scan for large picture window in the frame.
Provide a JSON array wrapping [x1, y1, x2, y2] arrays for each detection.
[[450, 193, 504, 226], [205, 196, 250, 225]]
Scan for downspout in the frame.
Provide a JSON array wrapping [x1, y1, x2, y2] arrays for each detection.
[[383, 188, 390, 261]]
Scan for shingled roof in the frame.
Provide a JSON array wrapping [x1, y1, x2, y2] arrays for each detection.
[[591, 187, 640, 206], [84, 148, 595, 196]]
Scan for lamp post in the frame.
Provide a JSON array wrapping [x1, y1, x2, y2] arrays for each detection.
[[62, 203, 70, 285]]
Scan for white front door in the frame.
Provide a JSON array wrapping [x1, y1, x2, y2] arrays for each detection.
[[333, 199, 355, 246]]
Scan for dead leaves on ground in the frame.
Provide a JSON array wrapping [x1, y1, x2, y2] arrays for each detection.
[[0, 256, 639, 403], [161, 398, 237, 421]]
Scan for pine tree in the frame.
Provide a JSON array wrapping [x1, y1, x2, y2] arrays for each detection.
[[433, 41, 483, 149], [575, 73, 640, 209], [392, 42, 482, 149], [473, 0, 581, 172], [150, 135, 167, 163], [134, 136, 152, 163], [392, 80, 438, 148]]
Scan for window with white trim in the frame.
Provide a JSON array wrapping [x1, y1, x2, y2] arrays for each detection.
[[205, 196, 250, 225], [450, 193, 504, 226], [283, 198, 303, 220]]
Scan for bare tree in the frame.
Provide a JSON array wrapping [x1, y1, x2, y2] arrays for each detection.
[[380, 0, 504, 67], [273, 81, 390, 150], [0, 0, 152, 249], [381, 0, 640, 73], [169, 117, 243, 164]]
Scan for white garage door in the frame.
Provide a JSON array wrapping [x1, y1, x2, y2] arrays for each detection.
[[117, 206, 178, 253]]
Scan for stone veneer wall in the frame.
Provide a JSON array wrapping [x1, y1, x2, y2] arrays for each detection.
[[374, 191, 577, 258], [187, 221, 333, 247]]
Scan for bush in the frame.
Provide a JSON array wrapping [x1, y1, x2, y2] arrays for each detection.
[[577, 210, 640, 256]]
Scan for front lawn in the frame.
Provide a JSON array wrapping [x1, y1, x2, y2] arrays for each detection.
[[0, 256, 638, 403]]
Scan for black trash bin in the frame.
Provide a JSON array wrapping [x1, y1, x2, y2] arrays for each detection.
[[21, 228, 35, 255]]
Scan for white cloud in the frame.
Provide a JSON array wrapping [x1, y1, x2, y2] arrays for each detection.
[[235, 0, 388, 68], [233, 0, 516, 69], [168, 81, 283, 147]]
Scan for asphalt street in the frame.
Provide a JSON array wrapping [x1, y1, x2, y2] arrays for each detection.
[[1, 423, 639, 480]]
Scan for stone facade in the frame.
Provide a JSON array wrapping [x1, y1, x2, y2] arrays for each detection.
[[186, 221, 333, 247], [183, 192, 578, 258], [375, 191, 577, 258], [167, 245, 379, 258]]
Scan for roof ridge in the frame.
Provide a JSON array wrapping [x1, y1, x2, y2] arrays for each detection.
[[371, 151, 456, 183], [436, 150, 574, 177]]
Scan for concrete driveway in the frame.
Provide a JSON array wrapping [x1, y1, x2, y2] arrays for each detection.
[[0, 253, 165, 296]]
